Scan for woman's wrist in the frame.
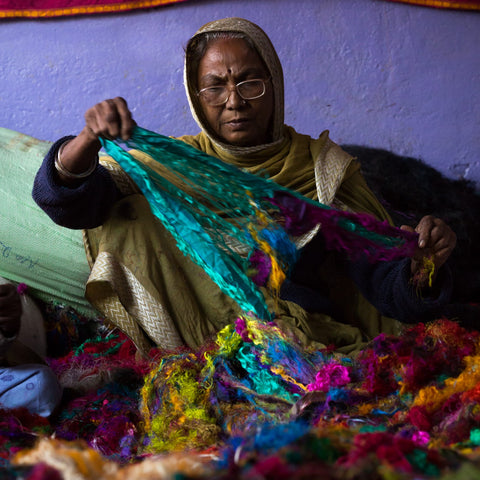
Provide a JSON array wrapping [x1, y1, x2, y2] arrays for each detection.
[[53, 127, 102, 185], [55, 139, 98, 180]]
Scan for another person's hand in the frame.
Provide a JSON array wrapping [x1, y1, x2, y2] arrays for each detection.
[[401, 215, 457, 284], [0, 284, 22, 338]]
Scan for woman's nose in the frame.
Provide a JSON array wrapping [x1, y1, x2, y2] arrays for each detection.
[[225, 86, 245, 108]]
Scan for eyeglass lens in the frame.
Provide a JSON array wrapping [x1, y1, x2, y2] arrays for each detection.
[[199, 79, 266, 105]]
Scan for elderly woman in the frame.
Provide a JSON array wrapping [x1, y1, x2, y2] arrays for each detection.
[[32, 18, 456, 355]]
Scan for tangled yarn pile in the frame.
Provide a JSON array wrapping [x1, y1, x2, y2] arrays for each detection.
[[138, 316, 480, 479], [3, 309, 480, 479]]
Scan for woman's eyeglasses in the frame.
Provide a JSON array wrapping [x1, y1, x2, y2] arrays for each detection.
[[197, 78, 270, 106]]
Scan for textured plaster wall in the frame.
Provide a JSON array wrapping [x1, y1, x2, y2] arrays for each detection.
[[1, 0, 479, 188]]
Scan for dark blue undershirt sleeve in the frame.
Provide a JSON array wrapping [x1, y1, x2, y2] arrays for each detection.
[[282, 231, 452, 324], [32, 136, 122, 229], [347, 255, 453, 323]]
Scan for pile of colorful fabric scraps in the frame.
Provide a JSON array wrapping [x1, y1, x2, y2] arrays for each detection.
[[1, 303, 480, 479]]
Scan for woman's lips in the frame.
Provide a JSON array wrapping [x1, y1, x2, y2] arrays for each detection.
[[225, 118, 250, 129]]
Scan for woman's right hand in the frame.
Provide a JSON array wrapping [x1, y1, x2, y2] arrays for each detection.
[[84, 97, 136, 142], [55, 97, 136, 184]]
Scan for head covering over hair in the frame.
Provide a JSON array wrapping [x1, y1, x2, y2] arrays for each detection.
[[184, 17, 285, 155]]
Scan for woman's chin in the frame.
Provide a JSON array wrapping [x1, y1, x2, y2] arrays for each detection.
[[220, 131, 264, 148]]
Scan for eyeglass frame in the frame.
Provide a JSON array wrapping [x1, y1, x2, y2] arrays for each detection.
[[197, 77, 271, 106]]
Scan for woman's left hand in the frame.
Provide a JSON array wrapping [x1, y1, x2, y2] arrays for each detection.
[[401, 215, 457, 281]]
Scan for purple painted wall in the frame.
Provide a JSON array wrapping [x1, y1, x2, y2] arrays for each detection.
[[1, 0, 479, 188]]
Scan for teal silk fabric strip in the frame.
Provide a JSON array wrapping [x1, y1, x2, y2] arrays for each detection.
[[100, 126, 418, 320]]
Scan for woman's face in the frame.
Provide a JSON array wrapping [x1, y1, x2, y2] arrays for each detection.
[[197, 37, 274, 147]]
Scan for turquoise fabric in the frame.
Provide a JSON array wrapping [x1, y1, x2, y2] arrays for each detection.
[[100, 127, 418, 321], [101, 127, 277, 320], [0, 127, 97, 317]]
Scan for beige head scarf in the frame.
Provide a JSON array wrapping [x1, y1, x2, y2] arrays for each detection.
[[184, 17, 285, 155], [182, 18, 374, 216]]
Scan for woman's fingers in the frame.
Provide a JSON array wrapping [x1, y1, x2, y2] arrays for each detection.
[[84, 97, 135, 141], [401, 216, 456, 278], [415, 215, 456, 269]]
